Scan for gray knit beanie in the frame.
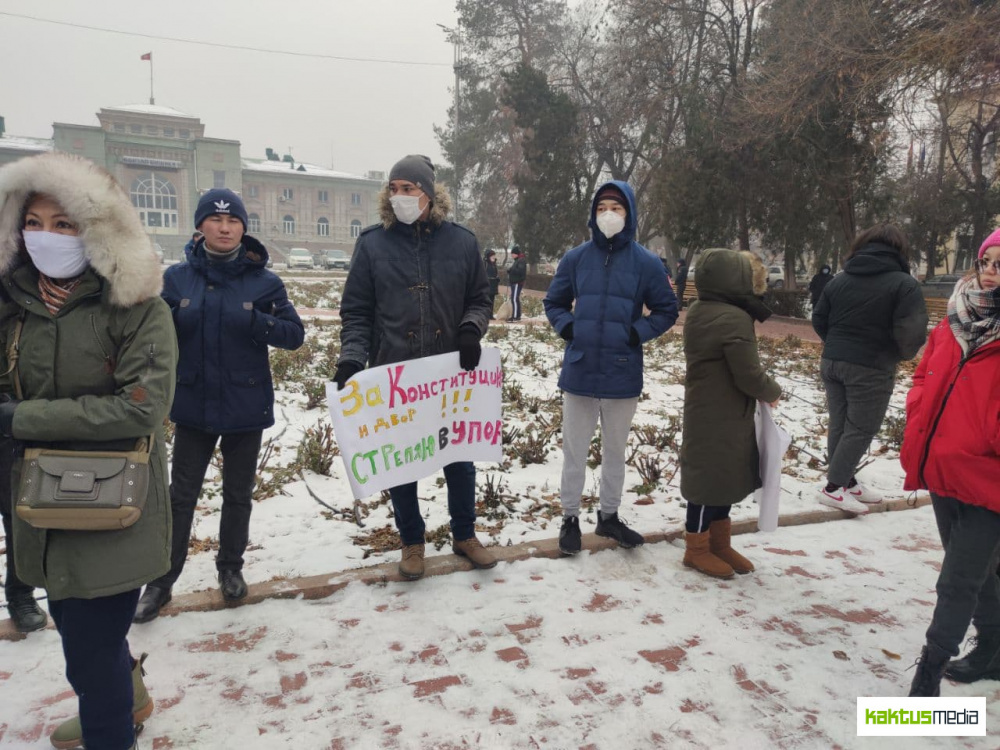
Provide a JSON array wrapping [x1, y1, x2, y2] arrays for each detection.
[[388, 155, 435, 197]]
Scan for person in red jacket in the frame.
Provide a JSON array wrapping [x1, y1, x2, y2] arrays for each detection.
[[900, 227, 1000, 696]]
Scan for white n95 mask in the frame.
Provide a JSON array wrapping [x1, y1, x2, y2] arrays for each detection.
[[390, 195, 424, 225], [596, 210, 626, 239]]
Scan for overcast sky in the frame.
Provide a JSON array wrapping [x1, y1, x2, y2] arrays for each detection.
[[0, 0, 462, 176]]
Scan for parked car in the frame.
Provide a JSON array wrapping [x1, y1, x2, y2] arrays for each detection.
[[920, 273, 963, 299], [287, 247, 314, 270], [323, 249, 351, 270], [767, 265, 785, 288]]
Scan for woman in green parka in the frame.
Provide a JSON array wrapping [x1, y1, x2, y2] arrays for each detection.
[[0, 153, 177, 750], [680, 249, 781, 579]]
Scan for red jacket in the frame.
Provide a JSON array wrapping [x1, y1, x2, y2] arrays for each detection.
[[900, 320, 1000, 510]]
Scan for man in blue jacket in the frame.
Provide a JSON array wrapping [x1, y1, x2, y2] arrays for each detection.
[[134, 189, 305, 621], [544, 181, 678, 555]]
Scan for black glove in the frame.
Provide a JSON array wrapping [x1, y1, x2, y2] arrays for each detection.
[[628, 327, 640, 347], [332, 361, 362, 391], [457, 326, 482, 371], [560, 322, 574, 341], [0, 395, 20, 438]]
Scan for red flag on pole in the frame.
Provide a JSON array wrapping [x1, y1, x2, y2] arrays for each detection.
[[141, 52, 152, 61]]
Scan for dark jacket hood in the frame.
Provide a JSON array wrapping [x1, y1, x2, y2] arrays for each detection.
[[588, 180, 638, 252], [694, 248, 771, 322], [820, 265, 831, 274], [845, 243, 909, 276]]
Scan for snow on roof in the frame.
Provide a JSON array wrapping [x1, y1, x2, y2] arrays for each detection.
[[241, 158, 375, 182], [104, 103, 196, 119], [0, 135, 54, 152]]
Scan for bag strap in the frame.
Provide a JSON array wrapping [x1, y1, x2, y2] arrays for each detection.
[[3, 308, 26, 401]]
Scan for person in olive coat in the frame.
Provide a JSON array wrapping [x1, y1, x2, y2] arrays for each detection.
[[0, 152, 178, 750], [485, 249, 501, 319], [680, 249, 781, 579]]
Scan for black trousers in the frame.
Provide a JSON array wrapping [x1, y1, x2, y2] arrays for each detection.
[[685, 503, 732, 533], [926, 493, 1000, 656], [50, 588, 141, 750], [151, 425, 262, 589], [0, 435, 32, 602]]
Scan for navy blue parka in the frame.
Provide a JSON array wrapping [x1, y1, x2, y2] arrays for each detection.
[[544, 181, 678, 398], [163, 236, 304, 433]]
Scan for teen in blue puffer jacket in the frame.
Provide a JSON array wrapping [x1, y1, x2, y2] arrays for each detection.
[[544, 180, 678, 555]]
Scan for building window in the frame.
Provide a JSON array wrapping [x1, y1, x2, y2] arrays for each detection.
[[281, 187, 294, 201], [162, 127, 174, 137], [146, 126, 158, 135], [213, 170, 225, 189], [350, 220, 362, 239], [318, 190, 329, 203], [247, 185, 259, 198], [317, 217, 330, 237], [130, 124, 142, 134], [351, 193, 362, 206], [248, 213, 261, 233], [179, 129, 190, 139], [113, 123, 126, 133], [283, 215, 295, 234], [130, 173, 178, 229]]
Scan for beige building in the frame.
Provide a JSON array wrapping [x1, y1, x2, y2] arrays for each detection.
[[0, 106, 381, 262]]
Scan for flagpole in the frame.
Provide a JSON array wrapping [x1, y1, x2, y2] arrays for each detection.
[[149, 55, 155, 105]]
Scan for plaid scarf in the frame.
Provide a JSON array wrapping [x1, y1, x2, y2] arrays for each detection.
[[38, 273, 83, 316], [947, 275, 1000, 356]]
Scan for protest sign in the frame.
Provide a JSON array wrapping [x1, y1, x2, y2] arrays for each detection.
[[327, 348, 503, 499]]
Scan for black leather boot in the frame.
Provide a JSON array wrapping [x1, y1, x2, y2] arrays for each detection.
[[219, 569, 247, 601], [945, 632, 1000, 683], [133, 585, 172, 624], [909, 643, 951, 697], [7, 594, 46, 633]]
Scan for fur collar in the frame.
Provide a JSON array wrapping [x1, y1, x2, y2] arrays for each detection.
[[378, 184, 453, 230], [0, 153, 162, 307]]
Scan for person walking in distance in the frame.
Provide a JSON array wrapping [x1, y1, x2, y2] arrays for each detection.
[[485, 249, 500, 320], [544, 181, 678, 555], [507, 246, 527, 321], [334, 154, 495, 581], [132, 188, 304, 623]]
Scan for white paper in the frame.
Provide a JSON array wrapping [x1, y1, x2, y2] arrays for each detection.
[[754, 401, 791, 532], [327, 348, 503, 499]]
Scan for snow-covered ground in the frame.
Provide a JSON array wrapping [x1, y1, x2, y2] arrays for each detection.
[[3, 276, 964, 748]]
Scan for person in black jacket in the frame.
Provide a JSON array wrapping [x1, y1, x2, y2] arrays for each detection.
[[675, 258, 689, 308], [334, 155, 495, 581], [812, 224, 927, 514], [485, 249, 500, 319], [133, 189, 305, 623], [507, 246, 527, 321], [808, 264, 834, 306]]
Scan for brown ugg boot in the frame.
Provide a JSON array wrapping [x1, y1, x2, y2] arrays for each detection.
[[683, 531, 735, 579], [709, 518, 755, 574]]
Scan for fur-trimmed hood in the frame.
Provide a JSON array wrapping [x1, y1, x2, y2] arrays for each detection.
[[0, 153, 162, 307], [377, 184, 453, 229]]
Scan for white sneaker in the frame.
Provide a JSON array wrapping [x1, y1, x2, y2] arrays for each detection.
[[817, 486, 870, 515], [846, 482, 883, 504]]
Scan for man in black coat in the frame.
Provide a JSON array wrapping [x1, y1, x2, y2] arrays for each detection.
[[507, 246, 527, 321], [808, 264, 834, 306], [334, 155, 495, 581]]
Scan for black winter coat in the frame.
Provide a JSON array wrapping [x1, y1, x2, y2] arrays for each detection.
[[811, 243, 927, 372], [339, 185, 491, 368], [508, 257, 527, 285]]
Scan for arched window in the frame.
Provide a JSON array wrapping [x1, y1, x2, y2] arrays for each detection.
[[283, 215, 295, 235], [350, 219, 362, 239], [248, 213, 261, 233], [317, 217, 330, 237], [130, 173, 178, 229]]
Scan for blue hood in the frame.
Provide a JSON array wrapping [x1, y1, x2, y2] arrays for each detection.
[[186, 234, 270, 274], [588, 179, 638, 252]]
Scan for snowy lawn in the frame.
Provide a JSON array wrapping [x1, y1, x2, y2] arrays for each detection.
[[2, 507, 993, 749]]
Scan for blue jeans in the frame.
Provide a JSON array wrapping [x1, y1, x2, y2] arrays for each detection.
[[389, 462, 476, 546], [49, 588, 141, 750]]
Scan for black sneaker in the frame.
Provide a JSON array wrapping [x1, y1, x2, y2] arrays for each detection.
[[595, 511, 644, 549], [219, 570, 248, 601], [7, 595, 47, 633], [559, 515, 582, 556]]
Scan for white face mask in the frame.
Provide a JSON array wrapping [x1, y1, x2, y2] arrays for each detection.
[[390, 194, 425, 225], [596, 210, 626, 239], [23, 231, 89, 279]]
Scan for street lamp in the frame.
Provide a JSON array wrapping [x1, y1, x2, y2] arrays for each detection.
[[437, 23, 463, 223]]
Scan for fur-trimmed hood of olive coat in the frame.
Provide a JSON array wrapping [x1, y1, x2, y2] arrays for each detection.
[[338, 183, 491, 368], [0, 152, 178, 601], [680, 249, 781, 506]]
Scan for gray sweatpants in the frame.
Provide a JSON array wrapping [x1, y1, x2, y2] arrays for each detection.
[[820, 358, 895, 488], [559, 393, 639, 517]]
